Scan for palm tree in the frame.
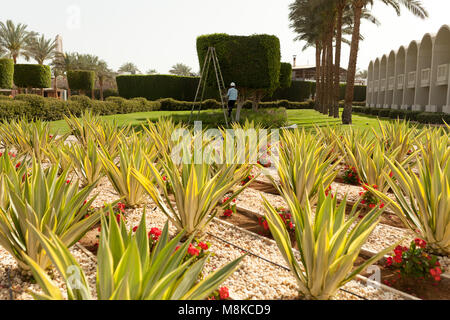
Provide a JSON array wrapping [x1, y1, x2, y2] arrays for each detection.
[[26, 34, 57, 64], [96, 60, 115, 100], [146, 69, 158, 75], [169, 63, 193, 76], [342, 0, 428, 124], [0, 20, 37, 63], [118, 62, 140, 75]]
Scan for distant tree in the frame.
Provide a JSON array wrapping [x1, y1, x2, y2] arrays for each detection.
[[96, 60, 115, 100], [146, 69, 158, 75], [118, 62, 140, 75], [356, 69, 368, 79], [169, 63, 193, 77], [0, 20, 37, 63], [26, 34, 57, 64]]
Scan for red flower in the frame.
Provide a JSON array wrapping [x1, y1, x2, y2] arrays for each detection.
[[393, 255, 402, 264], [188, 243, 200, 256], [369, 204, 376, 209], [149, 228, 162, 241], [430, 267, 442, 282], [414, 238, 427, 249], [15, 162, 21, 169], [117, 203, 126, 213], [198, 242, 209, 250], [379, 203, 385, 209], [162, 176, 167, 182], [223, 209, 233, 217], [66, 179, 71, 184], [116, 214, 124, 224], [389, 171, 394, 178], [132, 226, 138, 232], [386, 257, 393, 266], [262, 220, 269, 231], [219, 287, 229, 300]]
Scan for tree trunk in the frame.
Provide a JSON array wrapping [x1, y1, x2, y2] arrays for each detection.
[[320, 39, 327, 114], [343, 3, 363, 125], [334, 4, 344, 118], [99, 79, 104, 101], [315, 43, 321, 111], [326, 27, 334, 117]]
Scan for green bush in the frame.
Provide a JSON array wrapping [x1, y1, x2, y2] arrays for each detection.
[[13, 64, 51, 89], [377, 109, 391, 118], [279, 63, 292, 89], [197, 33, 281, 93], [265, 80, 314, 102], [338, 84, 366, 101], [67, 70, 96, 92], [116, 74, 219, 101], [416, 112, 450, 124], [0, 59, 14, 89]]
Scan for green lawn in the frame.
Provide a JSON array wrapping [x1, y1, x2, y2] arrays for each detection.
[[49, 108, 402, 134]]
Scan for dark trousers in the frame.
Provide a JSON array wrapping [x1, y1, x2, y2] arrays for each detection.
[[228, 100, 236, 118]]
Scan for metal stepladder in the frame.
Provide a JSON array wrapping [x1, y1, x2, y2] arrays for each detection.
[[189, 47, 229, 127]]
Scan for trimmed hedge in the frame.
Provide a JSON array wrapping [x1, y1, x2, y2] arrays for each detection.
[[67, 70, 96, 92], [0, 94, 160, 122], [265, 80, 315, 102], [116, 74, 216, 101], [0, 59, 14, 89], [352, 106, 450, 124], [197, 33, 281, 93], [338, 84, 366, 101], [13, 64, 51, 88], [279, 63, 292, 89]]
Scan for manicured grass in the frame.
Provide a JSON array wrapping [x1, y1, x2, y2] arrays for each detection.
[[49, 107, 404, 134]]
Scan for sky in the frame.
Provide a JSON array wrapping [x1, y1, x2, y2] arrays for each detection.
[[1, 0, 448, 74]]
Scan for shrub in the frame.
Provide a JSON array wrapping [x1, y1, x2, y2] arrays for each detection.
[[377, 109, 391, 118], [279, 62, 292, 89], [116, 74, 219, 101], [67, 70, 96, 92], [416, 112, 450, 124], [0, 58, 14, 89], [13, 64, 51, 89], [264, 80, 313, 102], [0, 160, 100, 270], [25, 211, 244, 300], [197, 33, 281, 94]]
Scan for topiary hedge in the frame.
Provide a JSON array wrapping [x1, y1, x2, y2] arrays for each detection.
[[0, 59, 14, 89], [13, 64, 51, 88], [279, 62, 292, 89], [197, 33, 281, 94], [116, 74, 218, 101], [67, 70, 96, 92], [264, 80, 314, 102]]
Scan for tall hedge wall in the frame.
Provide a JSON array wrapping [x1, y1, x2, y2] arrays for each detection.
[[338, 84, 366, 102], [0, 59, 14, 89], [116, 74, 220, 101], [279, 62, 292, 89], [13, 64, 51, 88], [196, 34, 281, 94], [67, 70, 96, 92], [264, 80, 314, 102]]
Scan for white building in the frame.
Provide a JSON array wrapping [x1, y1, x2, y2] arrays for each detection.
[[366, 25, 450, 114]]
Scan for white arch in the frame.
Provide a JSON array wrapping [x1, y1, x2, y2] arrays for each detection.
[[402, 41, 419, 109], [367, 61, 374, 106], [393, 46, 406, 109], [413, 33, 434, 111], [373, 58, 380, 107], [378, 55, 388, 107], [385, 50, 396, 108], [429, 25, 450, 113]]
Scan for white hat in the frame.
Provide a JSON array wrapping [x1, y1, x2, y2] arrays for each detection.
[[230, 82, 236, 87]]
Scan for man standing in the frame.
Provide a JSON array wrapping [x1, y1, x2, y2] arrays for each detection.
[[226, 82, 238, 120]]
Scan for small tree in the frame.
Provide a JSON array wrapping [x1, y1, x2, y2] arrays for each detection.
[[197, 34, 281, 121]]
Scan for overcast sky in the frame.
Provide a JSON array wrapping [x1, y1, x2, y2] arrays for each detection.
[[1, 0, 447, 74]]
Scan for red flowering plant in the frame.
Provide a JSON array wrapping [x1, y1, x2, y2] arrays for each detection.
[[385, 239, 443, 284], [208, 286, 230, 300], [258, 207, 294, 234], [102, 202, 127, 226], [343, 165, 360, 185], [176, 239, 213, 264], [359, 184, 385, 210], [240, 174, 255, 186], [221, 196, 237, 217]]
